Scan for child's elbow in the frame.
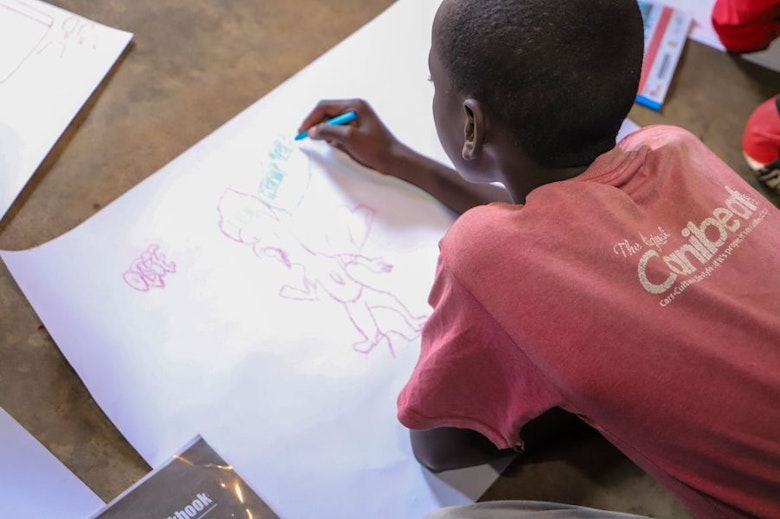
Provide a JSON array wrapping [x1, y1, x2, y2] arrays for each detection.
[[409, 427, 496, 473], [411, 442, 452, 473]]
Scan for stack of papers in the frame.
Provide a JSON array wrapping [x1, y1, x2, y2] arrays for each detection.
[[0, 0, 132, 220]]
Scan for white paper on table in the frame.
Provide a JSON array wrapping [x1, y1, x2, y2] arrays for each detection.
[[0, 0, 132, 220], [0, 406, 104, 517], [618, 119, 641, 141], [2, 0, 517, 517], [653, 0, 724, 50]]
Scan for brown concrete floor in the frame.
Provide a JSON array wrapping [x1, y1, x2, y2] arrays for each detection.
[[0, 1, 778, 517]]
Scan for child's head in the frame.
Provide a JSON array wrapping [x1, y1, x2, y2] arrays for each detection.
[[431, 0, 644, 172]]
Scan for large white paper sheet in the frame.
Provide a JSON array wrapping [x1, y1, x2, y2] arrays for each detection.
[[0, 406, 104, 517], [0, 0, 132, 220], [655, 0, 724, 50], [2, 1, 513, 517]]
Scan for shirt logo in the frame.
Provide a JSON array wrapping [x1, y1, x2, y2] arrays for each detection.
[[614, 186, 769, 306]]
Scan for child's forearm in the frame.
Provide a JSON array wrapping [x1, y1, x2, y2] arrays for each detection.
[[409, 427, 515, 473], [382, 143, 512, 215]]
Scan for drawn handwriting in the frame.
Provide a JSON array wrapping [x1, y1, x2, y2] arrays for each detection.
[[0, 0, 53, 83], [259, 137, 294, 201], [123, 244, 176, 292]]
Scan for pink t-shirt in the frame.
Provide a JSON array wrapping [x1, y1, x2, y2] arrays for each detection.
[[397, 126, 780, 519]]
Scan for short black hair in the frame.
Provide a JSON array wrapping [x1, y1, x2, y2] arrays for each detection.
[[438, 0, 645, 168]]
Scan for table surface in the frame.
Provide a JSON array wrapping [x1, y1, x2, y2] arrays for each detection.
[[0, 1, 777, 515]]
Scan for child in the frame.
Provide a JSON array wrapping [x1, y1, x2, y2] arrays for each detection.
[[299, 0, 780, 517]]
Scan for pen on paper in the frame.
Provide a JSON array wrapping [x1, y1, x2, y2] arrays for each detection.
[[295, 111, 357, 141]]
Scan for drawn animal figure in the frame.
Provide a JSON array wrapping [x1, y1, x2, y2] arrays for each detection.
[[217, 188, 426, 356]]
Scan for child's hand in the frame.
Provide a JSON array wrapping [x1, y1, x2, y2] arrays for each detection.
[[300, 99, 508, 214], [298, 99, 406, 174]]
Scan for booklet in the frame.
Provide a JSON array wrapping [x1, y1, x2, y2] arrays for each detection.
[[92, 436, 278, 519], [636, 1, 692, 111]]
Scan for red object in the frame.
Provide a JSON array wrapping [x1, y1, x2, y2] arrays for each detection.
[[398, 127, 780, 519], [742, 94, 780, 167], [638, 6, 673, 93], [712, 0, 780, 52]]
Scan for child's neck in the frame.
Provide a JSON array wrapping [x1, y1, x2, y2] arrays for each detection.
[[497, 154, 589, 204]]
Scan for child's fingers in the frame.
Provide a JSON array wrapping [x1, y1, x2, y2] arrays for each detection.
[[309, 121, 353, 145], [298, 99, 360, 132]]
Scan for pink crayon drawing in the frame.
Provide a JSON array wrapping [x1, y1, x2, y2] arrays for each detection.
[[123, 244, 176, 292], [217, 188, 427, 357]]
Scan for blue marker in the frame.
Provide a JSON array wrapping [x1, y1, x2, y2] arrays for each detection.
[[295, 111, 357, 141]]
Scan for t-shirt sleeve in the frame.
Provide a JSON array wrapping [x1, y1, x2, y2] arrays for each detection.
[[396, 256, 564, 450]]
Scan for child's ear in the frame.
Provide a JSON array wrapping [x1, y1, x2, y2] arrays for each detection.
[[462, 99, 484, 161]]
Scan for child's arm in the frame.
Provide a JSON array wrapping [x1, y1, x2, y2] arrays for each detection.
[[299, 99, 511, 214], [408, 409, 592, 472], [409, 427, 514, 473]]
